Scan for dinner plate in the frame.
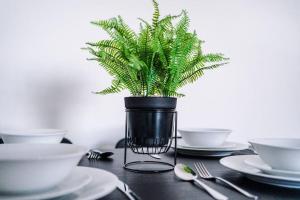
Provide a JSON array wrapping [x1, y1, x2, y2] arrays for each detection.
[[176, 149, 235, 157], [54, 167, 119, 200], [244, 156, 300, 178], [0, 167, 92, 200], [174, 140, 248, 157], [178, 140, 236, 150], [220, 155, 300, 189]]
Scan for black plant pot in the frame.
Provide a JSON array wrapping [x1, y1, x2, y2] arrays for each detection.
[[125, 97, 177, 148]]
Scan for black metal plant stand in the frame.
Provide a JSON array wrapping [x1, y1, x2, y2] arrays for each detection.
[[123, 109, 178, 173]]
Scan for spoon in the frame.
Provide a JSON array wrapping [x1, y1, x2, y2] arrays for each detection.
[[174, 163, 228, 200]]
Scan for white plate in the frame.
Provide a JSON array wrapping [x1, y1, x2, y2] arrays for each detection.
[[177, 149, 235, 157], [174, 140, 248, 157], [249, 138, 300, 171], [0, 129, 66, 144], [54, 167, 119, 200], [178, 140, 236, 150], [0, 167, 92, 200], [244, 156, 300, 178], [220, 155, 300, 189]]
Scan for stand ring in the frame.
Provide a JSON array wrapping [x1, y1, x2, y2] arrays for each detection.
[[124, 160, 174, 173]]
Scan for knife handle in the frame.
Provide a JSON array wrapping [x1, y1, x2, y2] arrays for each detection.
[[129, 191, 142, 200]]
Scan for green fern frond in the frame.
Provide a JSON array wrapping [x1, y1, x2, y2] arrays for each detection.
[[152, 0, 160, 29], [138, 24, 152, 64], [175, 10, 189, 33], [178, 68, 204, 88], [201, 53, 229, 63], [152, 31, 168, 67], [138, 18, 152, 28], [199, 62, 228, 71], [93, 79, 124, 95], [84, 1, 229, 97], [86, 40, 120, 50]]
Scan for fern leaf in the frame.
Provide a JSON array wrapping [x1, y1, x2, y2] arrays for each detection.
[[199, 62, 228, 70], [93, 79, 123, 95], [85, 3, 229, 97], [152, 0, 160, 29], [201, 53, 229, 63], [175, 10, 189, 33], [86, 40, 120, 50]]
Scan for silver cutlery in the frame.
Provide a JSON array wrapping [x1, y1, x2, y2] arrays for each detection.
[[86, 149, 114, 160], [117, 179, 142, 200], [194, 162, 258, 200], [174, 163, 228, 200], [149, 154, 161, 159]]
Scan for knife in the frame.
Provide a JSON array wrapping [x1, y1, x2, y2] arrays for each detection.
[[117, 179, 142, 200]]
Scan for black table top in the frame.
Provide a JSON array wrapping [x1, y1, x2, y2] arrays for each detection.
[[79, 149, 300, 200]]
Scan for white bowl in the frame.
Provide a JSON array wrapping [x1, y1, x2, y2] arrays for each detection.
[[249, 138, 300, 171], [178, 128, 231, 147], [0, 143, 87, 193], [0, 129, 66, 144]]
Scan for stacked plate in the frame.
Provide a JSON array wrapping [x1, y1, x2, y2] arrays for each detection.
[[0, 129, 119, 200], [220, 138, 300, 188], [175, 128, 248, 157]]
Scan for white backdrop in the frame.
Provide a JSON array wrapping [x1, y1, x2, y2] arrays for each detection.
[[0, 0, 299, 148]]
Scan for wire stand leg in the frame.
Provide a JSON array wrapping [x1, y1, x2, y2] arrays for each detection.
[[123, 112, 128, 167], [174, 111, 178, 166]]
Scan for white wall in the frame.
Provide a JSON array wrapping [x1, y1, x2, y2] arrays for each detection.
[[0, 0, 299, 148]]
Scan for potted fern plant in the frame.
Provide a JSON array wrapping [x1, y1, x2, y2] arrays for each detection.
[[84, 0, 228, 148]]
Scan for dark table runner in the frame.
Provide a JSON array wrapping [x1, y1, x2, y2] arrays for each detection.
[[79, 149, 300, 200]]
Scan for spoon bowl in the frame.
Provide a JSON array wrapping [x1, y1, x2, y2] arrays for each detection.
[[174, 163, 197, 181], [174, 163, 228, 200]]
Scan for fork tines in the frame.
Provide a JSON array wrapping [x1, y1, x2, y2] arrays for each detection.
[[86, 150, 102, 160], [194, 162, 212, 178]]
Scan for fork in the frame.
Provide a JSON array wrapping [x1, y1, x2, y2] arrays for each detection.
[[86, 149, 114, 160], [194, 162, 258, 200]]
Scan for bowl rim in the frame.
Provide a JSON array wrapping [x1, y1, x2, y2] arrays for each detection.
[[0, 144, 87, 161], [249, 138, 300, 151], [0, 129, 67, 137], [178, 128, 232, 134]]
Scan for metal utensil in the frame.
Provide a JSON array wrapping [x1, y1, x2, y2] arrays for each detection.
[[194, 162, 258, 200], [174, 163, 228, 200], [86, 149, 114, 160], [117, 179, 142, 200], [149, 154, 161, 159]]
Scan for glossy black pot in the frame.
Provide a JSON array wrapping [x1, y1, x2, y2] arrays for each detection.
[[125, 97, 177, 147]]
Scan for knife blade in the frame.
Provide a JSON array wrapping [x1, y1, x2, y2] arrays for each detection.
[[116, 179, 142, 200]]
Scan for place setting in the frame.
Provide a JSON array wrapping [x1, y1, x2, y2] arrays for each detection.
[[220, 138, 300, 189], [175, 128, 249, 157], [0, 129, 133, 200], [172, 130, 300, 199]]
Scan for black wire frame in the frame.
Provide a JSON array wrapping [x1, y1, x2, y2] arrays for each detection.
[[123, 109, 178, 173]]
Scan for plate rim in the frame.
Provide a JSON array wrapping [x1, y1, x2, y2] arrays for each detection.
[[244, 156, 300, 176], [64, 166, 119, 200], [177, 140, 237, 150], [0, 167, 92, 200], [245, 174, 300, 188], [176, 149, 233, 157], [174, 141, 249, 152], [220, 155, 300, 182]]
